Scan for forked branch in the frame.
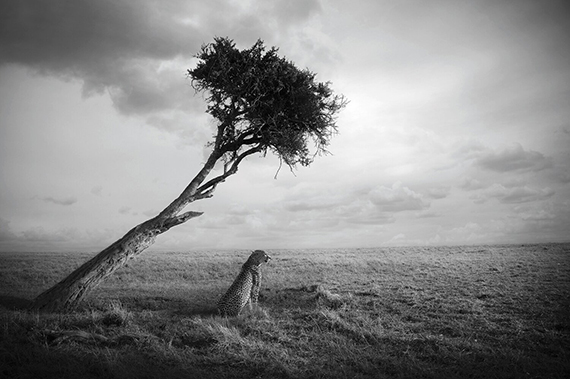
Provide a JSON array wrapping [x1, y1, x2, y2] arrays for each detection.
[[194, 144, 263, 197], [161, 211, 204, 230]]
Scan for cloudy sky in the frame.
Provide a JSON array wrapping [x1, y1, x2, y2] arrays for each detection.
[[1, 0, 569, 252]]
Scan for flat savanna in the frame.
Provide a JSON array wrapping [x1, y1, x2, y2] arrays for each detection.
[[1, 244, 569, 378]]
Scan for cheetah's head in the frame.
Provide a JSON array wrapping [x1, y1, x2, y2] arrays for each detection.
[[247, 250, 271, 266]]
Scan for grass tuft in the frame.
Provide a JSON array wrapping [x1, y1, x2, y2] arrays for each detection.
[[100, 300, 130, 327]]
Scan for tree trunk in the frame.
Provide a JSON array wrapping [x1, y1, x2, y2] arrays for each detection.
[[30, 140, 224, 312], [30, 214, 201, 312], [29, 123, 260, 312]]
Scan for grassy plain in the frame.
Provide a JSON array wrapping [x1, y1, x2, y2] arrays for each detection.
[[1, 244, 569, 378]]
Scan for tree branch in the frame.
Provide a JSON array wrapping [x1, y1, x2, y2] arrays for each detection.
[[161, 211, 204, 230], [193, 183, 218, 200], [195, 145, 263, 195], [219, 129, 263, 155], [156, 124, 226, 220]]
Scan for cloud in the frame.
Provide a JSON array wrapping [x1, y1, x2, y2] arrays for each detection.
[[470, 184, 555, 204], [0, 217, 18, 241], [452, 141, 553, 175], [1, 0, 194, 65], [2, 0, 569, 250], [451, 140, 488, 160], [0, 219, 116, 252], [227, 205, 253, 217], [278, 180, 429, 227], [279, 180, 432, 228], [0, 0, 333, 131], [554, 168, 570, 184], [513, 204, 556, 221], [499, 186, 555, 204], [424, 187, 450, 200], [285, 197, 342, 212], [42, 196, 78, 206], [475, 143, 553, 173], [0, 217, 69, 246], [0, 0, 221, 118], [369, 182, 429, 212], [343, 206, 396, 225], [282, 183, 346, 213], [226, 0, 323, 43], [258, 0, 321, 28], [0, 0, 342, 158], [20, 226, 76, 242], [460, 177, 486, 191], [415, 210, 440, 219]]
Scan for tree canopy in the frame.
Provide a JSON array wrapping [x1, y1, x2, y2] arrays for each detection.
[[188, 37, 347, 170]]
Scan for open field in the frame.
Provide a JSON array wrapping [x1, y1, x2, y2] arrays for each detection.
[[1, 244, 569, 378]]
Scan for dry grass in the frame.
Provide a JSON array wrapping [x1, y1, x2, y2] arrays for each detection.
[[1, 244, 569, 378]]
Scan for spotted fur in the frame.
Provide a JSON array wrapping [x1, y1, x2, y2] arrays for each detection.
[[217, 250, 271, 316]]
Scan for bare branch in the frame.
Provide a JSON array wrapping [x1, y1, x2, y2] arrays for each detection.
[[194, 183, 218, 200], [195, 145, 263, 195], [162, 211, 204, 230]]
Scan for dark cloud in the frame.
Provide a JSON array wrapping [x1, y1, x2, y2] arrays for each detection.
[[0, 0, 222, 117], [475, 143, 553, 173], [42, 196, 77, 206], [0, 0, 329, 137], [499, 186, 555, 204], [1, 1, 189, 64]]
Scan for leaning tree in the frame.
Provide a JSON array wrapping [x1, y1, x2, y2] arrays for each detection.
[[31, 37, 347, 312]]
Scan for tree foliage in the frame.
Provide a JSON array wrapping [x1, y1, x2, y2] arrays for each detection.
[[188, 37, 347, 169]]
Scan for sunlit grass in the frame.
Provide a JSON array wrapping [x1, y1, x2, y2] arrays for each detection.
[[1, 244, 569, 378]]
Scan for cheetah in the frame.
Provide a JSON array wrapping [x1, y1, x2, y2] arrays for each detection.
[[217, 250, 271, 316]]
